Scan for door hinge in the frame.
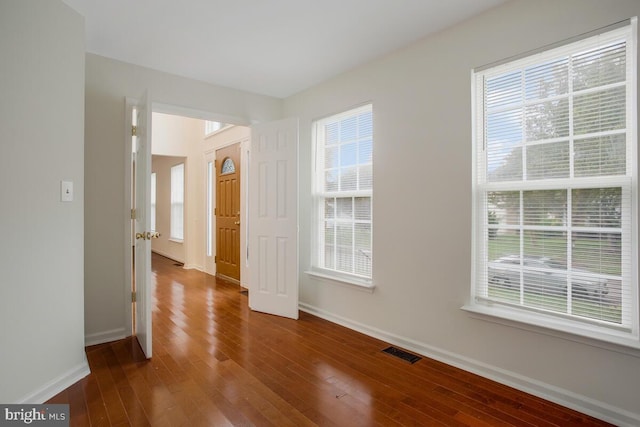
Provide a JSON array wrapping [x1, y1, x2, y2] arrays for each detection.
[[214, 159, 217, 168], [131, 208, 136, 219], [131, 125, 137, 136], [131, 291, 137, 303], [214, 208, 217, 215], [214, 256, 217, 263]]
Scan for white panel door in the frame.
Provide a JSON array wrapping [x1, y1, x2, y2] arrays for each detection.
[[134, 91, 152, 358], [249, 118, 299, 319]]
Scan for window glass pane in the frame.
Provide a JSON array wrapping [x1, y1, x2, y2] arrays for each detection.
[[354, 197, 371, 221], [573, 41, 626, 91], [324, 198, 335, 219], [486, 70, 522, 110], [340, 167, 357, 191], [523, 190, 566, 226], [573, 87, 626, 135], [525, 98, 569, 141], [324, 221, 335, 247], [359, 165, 372, 190], [359, 139, 372, 164], [221, 158, 235, 174], [340, 116, 357, 142], [487, 145, 522, 182], [207, 162, 213, 256], [488, 191, 520, 226], [526, 141, 570, 180], [336, 197, 353, 219], [150, 173, 156, 232], [359, 112, 373, 137], [325, 146, 339, 169], [170, 163, 184, 240], [525, 57, 569, 100], [354, 223, 372, 276], [523, 230, 567, 264], [336, 223, 353, 271], [340, 143, 357, 167], [326, 122, 339, 145], [325, 170, 338, 192], [571, 188, 621, 228], [488, 231, 520, 263], [523, 267, 568, 313], [487, 109, 523, 146], [574, 134, 626, 177], [571, 231, 621, 276], [324, 246, 335, 269]]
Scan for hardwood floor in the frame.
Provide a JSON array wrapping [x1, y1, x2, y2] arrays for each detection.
[[48, 253, 613, 426]]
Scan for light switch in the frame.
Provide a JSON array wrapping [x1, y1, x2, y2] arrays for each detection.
[[61, 181, 73, 202]]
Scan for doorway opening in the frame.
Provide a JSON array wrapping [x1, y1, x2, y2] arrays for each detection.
[[126, 100, 251, 354]]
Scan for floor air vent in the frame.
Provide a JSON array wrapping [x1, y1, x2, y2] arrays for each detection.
[[240, 290, 248, 296], [382, 346, 421, 364], [173, 262, 184, 267]]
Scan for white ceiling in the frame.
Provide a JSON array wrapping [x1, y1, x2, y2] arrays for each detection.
[[62, 0, 506, 98]]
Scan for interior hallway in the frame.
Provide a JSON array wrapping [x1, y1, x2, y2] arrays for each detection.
[[47, 254, 612, 426]]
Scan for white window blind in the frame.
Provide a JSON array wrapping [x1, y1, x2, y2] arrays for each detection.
[[170, 163, 184, 241], [150, 172, 157, 232], [313, 105, 373, 281], [472, 22, 638, 343]]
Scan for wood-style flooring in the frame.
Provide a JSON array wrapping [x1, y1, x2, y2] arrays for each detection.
[[47, 253, 613, 426]]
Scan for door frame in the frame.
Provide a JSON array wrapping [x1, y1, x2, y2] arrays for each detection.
[[124, 99, 252, 336]]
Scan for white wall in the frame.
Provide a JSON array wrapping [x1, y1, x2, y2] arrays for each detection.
[[0, 0, 88, 403], [151, 155, 187, 263], [84, 54, 282, 344], [284, 0, 640, 424], [151, 112, 204, 268]]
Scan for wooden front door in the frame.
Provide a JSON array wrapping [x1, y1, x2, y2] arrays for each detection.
[[216, 143, 241, 282]]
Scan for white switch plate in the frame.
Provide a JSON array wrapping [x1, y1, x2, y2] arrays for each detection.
[[61, 180, 73, 202]]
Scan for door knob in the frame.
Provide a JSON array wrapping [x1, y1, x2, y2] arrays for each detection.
[[234, 221, 240, 225], [146, 231, 161, 239], [135, 232, 147, 240]]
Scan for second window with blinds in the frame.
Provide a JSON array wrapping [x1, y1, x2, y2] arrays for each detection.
[[312, 105, 373, 287], [470, 21, 637, 346]]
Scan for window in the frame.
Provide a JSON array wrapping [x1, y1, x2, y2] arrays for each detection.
[[205, 121, 222, 135], [150, 173, 157, 232], [471, 22, 638, 346], [206, 161, 213, 257], [170, 163, 184, 241], [312, 105, 373, 285], [205, 120, 228, 136]]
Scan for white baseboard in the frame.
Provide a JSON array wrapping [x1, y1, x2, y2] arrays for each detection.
[[183, 263, 205, 272], [85, 327, 128, 347], [17, 360, 90, 404], [151, 249, 184, 264], [299, 302, 640, 427]]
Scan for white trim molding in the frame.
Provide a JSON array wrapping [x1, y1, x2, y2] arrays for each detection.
[[299, 302, 640, 427], [84, 327, 128, 347], [16, 360, 90, 404]]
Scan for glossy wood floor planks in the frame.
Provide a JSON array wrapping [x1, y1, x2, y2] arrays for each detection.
[[47, 253, 613, 426]]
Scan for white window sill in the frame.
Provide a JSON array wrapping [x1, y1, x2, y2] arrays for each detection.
[[462, 302, 640, 357], [169, 238, 183, 244], [305, 270, 375, 293]]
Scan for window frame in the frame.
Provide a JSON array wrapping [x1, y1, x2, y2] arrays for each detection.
[[467, 20, 640, 349], [309, 104, 374, 289]]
